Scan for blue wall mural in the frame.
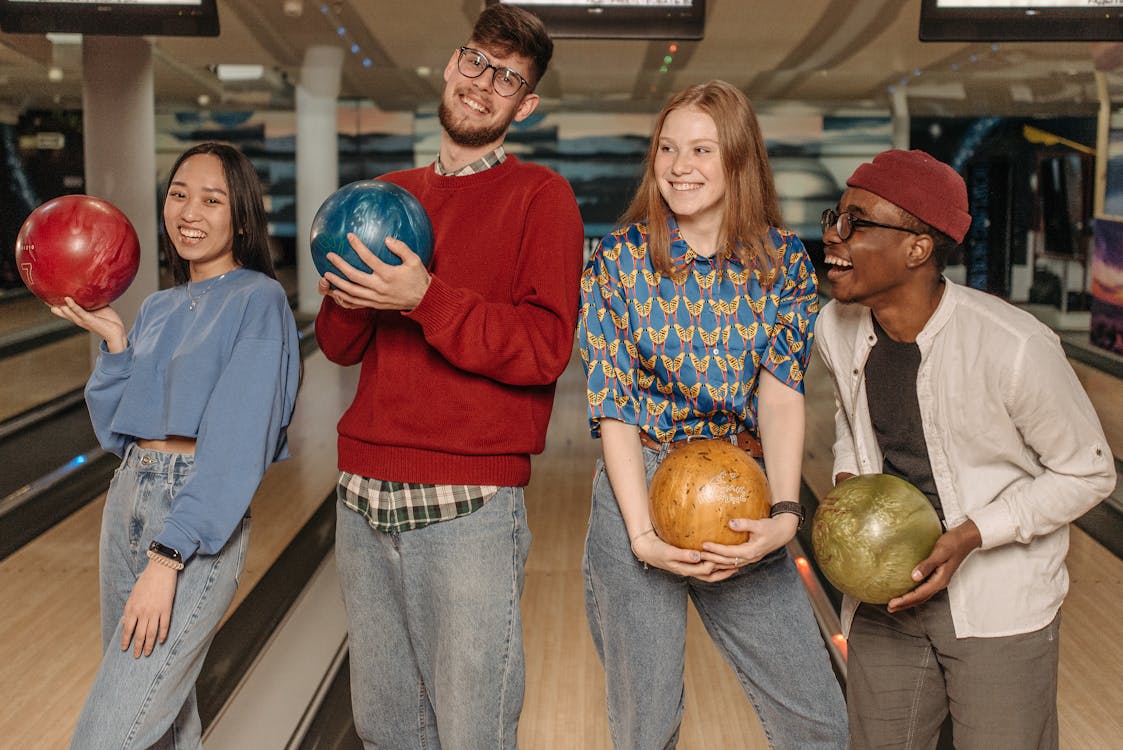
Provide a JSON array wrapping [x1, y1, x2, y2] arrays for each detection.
[[4, 104, 892, 291]]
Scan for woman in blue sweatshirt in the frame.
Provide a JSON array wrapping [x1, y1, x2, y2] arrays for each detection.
[[52, 142, 301, 749]]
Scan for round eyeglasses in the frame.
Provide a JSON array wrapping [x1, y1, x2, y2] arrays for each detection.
[[456, 46, 531, 98], [821, 208, 921, 241]]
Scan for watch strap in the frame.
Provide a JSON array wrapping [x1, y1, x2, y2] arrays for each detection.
[[770, 501, 805, 529]]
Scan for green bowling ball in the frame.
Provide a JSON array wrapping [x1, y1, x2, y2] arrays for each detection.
[[811, 473, 942, 604]]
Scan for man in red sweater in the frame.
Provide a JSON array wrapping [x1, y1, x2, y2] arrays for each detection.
[[314, 5, 583, 748]]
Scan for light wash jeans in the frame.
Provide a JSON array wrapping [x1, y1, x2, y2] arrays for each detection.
[[70, 444, 250, 750], [335, 486, 532, 750], [584, 449, 848, 750]]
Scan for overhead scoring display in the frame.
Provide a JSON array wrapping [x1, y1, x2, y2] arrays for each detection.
[[0, 0, 219, 36], [489, 0, 705, 40], [920, 0, 1123, 41]]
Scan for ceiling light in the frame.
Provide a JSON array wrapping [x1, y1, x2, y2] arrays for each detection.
[[283, 0, 303, 17], [215, 64, 265, 82], [46, 33, 82, 45], [47, 66, 64, 82]]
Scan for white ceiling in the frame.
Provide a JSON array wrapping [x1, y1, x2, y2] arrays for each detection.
[[0, 0, 1116, 118]]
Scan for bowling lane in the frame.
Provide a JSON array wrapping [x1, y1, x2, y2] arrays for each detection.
[[0, 291, 89, 423], [1070, 359, 1123, 463], [0, 333, 88, 421], [0, 291, 62, 339], [4, 335, 1120, 749], [0, 348, 355, 749]]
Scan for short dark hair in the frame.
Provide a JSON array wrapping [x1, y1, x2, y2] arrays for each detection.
[[922, 224, 958, 272], [889, 205, 959, 272], [470, 4, 553, 87], [162, 142, 275, 285]]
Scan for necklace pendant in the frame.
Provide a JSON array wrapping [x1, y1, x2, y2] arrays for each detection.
[[189, 300, 197, 311]]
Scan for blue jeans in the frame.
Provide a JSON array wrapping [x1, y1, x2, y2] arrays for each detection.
[[584, 451, 848, 750], [70, 444, 250, 750], [335, 486, 532, 750]]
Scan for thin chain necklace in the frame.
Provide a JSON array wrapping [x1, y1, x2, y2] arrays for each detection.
[[186, 272, 229, 311]]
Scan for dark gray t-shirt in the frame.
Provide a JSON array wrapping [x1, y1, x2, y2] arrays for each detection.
[[864, 316, 945, 520]]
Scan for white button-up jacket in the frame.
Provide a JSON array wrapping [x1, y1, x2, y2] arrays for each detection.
[[815, 280, 1116, 638]]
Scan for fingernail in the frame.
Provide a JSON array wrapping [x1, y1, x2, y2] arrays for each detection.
[[730, 519, 742, 530]]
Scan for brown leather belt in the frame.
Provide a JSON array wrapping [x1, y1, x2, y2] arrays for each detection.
[[639, 430, 763, 458]]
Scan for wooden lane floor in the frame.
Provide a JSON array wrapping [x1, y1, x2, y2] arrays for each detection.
[[0, 293, 89, 420], [2, 338, 1120, 748], [0, 333, 88, 421], [1071, 359, 1123, 462], [0, 349, 356, 749], [0, 292, 59, 338]]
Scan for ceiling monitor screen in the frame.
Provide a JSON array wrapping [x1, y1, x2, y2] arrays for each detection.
[[485, 0, 705, 40], [919, 0, 1123, 42], [0, 0, 220, 37]]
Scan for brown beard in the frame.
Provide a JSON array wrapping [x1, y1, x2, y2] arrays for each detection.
[[438, 96, 511, 149]]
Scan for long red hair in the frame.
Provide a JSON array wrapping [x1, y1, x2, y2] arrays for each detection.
[[619, 80, 783, 277]]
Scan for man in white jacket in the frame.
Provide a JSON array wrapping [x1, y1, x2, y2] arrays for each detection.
[[815, 148, 1116, 750]]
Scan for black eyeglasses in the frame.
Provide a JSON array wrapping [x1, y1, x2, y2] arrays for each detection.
[[820, 208, 921, 241], [456, 46, 530, 98]]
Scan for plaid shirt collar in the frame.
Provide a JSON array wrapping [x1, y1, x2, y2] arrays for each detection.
[[435, 145, 506, 176]]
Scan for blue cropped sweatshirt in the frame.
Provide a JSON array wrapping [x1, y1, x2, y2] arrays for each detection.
[[85, 268, 301, 561]]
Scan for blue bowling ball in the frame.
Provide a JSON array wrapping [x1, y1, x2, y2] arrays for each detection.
[[310, 180, 433, 276]]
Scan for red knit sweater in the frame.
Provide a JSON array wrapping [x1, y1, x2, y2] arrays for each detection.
[[315, 156, 585, 486]]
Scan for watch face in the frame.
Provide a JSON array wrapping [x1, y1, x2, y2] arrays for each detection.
[[149, 541, 182, 562]]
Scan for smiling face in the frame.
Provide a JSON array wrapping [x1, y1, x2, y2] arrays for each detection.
[[162, 152, 237, 281], [822, 187, 926, 307], [438, 43, 538, 150], [653, 106, 727, 248]]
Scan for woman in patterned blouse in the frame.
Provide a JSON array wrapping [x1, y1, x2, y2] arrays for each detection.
[[578, 80, 847, 749]]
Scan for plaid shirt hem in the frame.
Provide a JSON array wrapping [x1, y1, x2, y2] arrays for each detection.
[[339, 472, 500, 532], [347, 148, 505, 532], [434, 145, 506, 176]]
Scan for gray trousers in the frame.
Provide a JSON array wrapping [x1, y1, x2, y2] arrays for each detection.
[[847, 590, 1059, 750]]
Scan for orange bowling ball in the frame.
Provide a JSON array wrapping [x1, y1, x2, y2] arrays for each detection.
[[648, 439, 772, 550]]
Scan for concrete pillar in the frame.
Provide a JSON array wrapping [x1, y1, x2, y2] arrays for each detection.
[[295, 45, 343, 318], [891, 86, 910, 150], [1093, 71, 1111, 219], [81, 36, 157, 360]]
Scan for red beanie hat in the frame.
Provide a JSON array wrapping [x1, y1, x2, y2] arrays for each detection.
[[846, 149, 972, 243]]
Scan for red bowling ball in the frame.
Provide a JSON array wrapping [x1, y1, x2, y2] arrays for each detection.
[[15, 195, 141, 309]]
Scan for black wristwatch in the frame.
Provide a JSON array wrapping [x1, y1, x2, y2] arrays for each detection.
[[770, 501, 805, 529], [148, 540, 183, 565]]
